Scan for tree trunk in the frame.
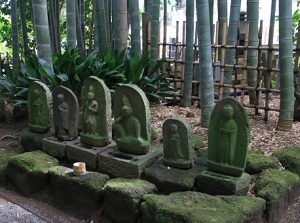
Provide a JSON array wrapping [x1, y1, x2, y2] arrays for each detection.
[[113, 0, 128, 53], [148, 0, 160, 76], [222, 0, 241, 98], [247, 0, 259, 104], [209, 0, 214, 44], [32, 0, 53, 72], [76, 2, 85, 52], [129, 0, 141, 56], [196, 0, 215, 128], [276, 0, 294, 131], [11, 0, 19, 68], [217, 0, 227, 59], [66, 0, 77, 50], [182, 0, 194, 107], [19, 0, 30, 57]]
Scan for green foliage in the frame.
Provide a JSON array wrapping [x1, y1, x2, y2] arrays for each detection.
[[292, 0, 300, 43]]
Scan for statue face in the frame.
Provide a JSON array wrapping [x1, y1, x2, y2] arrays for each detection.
[[57, 94, 64, 103], [223, 105, 234, 119], [170, 124, 178, 133], [122, 106, 132, 118], [88, 92, 95, 100]]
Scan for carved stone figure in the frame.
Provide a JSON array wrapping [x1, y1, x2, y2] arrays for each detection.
[[28, 81, 52, 133], [80, 76, 112, 147], [207, 97, 250, 177], [113, 84, 151, 155], [163, 117, 194, 169], [218, 104, 237, 165], [53, 86, 79, 141], [84, 85, 98, 134]]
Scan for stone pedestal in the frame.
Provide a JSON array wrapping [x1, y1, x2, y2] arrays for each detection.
[[66, 138, 115, 170], [42, 137, 67, 159], [98, 146, 163, 178], [20, 128, 52, 152], [196, 170, 251, 196], [143, 160, 206, 193]]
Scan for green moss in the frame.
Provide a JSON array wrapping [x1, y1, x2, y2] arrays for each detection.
[[151, 128, 159, 141], [246, 150, 281, 174], [273, 146, 300, 175], [9, 150, 59, 174], [255, 169, 300, 203], [141, 191, 265, 223], [192, 134, 204, 150], [0, 148, 18, 183], [49, 166, 109, 192]]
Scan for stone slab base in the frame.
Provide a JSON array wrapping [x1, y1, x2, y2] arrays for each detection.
[[20, 128, 52, 152], [196, 170, 251, 196], [143, 160, 206, 193], [98, 146, 163, 178], [42, 137, 67, 159], [66, 138, 115, 170]]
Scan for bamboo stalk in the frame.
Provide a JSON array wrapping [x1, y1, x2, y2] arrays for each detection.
[[218, 21, 227, 101], [241, 22, 250, 103], [174, 21, 180, 89], [255, 20, 263, 115]]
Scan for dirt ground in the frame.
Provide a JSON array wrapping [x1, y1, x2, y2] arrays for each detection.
[[0, 96, 299, 222]]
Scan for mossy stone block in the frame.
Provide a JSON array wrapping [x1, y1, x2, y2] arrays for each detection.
[[143, 160, 206, 193], [6, 151, 59, 195], [20, 128, 52, 152], [0, 148, 17, 184], [196, 170, 251, 195], [273, 146, 300, 176], [141, 191, 266, 223], [255, 169, 300, 223], [103, 178, 156, 223], [192, 134, 204, 151], [49, 166, 110, 218], [246, 150, 281, 174]]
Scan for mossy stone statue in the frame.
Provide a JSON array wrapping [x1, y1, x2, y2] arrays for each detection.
[[112, 84, 151, 155], [80, 76, 112, 147], [53, 85, 79, 141], [28, 81, 52, 133], [162, 117, 194, 169], [207, 97, 250, 177]]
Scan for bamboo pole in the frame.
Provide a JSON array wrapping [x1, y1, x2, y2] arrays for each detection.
[[174, 21, 180, 90], [295, 21, 300, 91], [214, 21, 220, 83], [241, 22, 250, 103], [218, 21, 227, 101], [255, 20, 263, 115]]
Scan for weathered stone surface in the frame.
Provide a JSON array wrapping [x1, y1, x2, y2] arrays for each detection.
[[143, 160, 206, 193], [141, 191, 266, 223], [42, 137, 67, 159], [49, 166, 109, 218], [246, 150, 281, 174], [28, 81, 52, 133], [53, 85, 79, 141], [98, 146, 163, 178], [273, 146, 300, 176], [81, 76, 112, 147], [207, 97, 250, 177], [0, 149, 17, 184], [6, 151, 59, 195], [254, 169, 300, 223], [112, 84, 151, 155], [196, 170, 251, 196], [66, 139, 115, 170], [20, 128, 52, 152], [162, 117, 194, 169], [103, 178, 156, 223]]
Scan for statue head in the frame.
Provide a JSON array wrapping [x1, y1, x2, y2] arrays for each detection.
[[223, 104, 234, 119], [170, 124, 178, 134], [33, 89, 40, 96], [122, 105, 132, 118], [57, 94, 65, 103], [88, 85, 95, 100]]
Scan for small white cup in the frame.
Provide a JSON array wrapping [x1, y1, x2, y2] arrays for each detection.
[[73, 162, 86, 176]]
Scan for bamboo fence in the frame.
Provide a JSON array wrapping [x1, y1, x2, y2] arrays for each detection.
[[142, 13, 300, 121]]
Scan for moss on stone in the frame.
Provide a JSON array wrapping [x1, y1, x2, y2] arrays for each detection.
[[151, 128, 159, 141], [192, 134, 204, 150], [255, 169, 300, 203], [8, 150, 59, 174], [245, 150, 281, 174], [273, 146, 300, 175], [49, 166, 109, 192], [103, 178, 157, 223], [141, 191, 265, 223], [0, 148, 18, 184]]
